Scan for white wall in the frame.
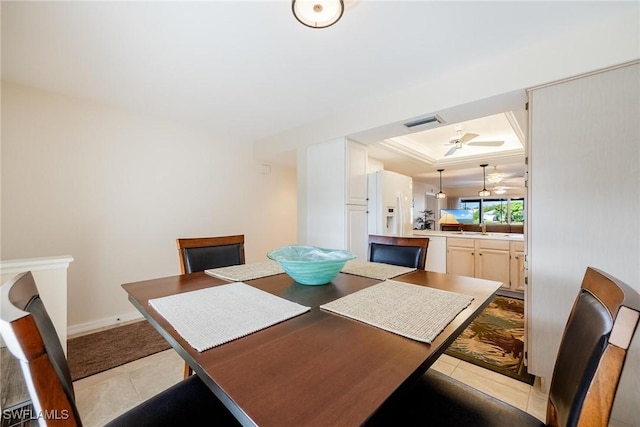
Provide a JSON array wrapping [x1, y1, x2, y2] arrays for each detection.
[[412, 181, 439, 230], [254, 10, 638, 161], [528, 63, 639, 426], [1, 82, 298, 333]]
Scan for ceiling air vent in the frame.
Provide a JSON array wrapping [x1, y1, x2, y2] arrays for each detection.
[[403, 115, 443, 129]]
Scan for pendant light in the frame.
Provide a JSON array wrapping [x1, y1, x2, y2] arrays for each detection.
[[478, 164, 491, 197], [435, 169, 446, 199], [292, 0, 344, 29]]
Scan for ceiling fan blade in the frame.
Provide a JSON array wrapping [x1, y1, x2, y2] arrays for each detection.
[[467, 140, 504, 147], [459, 132, 479, 143], [444, 145, 458, 156]]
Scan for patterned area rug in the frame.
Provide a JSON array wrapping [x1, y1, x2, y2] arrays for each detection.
[[67, 320, 171, 381], [445, 295, 535, 384]]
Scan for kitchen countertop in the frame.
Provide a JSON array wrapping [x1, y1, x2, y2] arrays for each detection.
[[412, 230, 524, 241]]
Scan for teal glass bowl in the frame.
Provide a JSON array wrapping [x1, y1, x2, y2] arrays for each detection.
[[267, 245, 356, 285]]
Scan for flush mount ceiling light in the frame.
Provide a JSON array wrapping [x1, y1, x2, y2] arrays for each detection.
[[479, 164, 491, 197], [487, 166, 506, 184], [435, 169, 446, 199], [292, 0, 344, 29]]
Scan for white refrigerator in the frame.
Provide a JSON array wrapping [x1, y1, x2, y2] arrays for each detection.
[[368, 170, 413, 237]]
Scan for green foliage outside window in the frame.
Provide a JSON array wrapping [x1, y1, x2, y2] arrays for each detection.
[[460, 198, 524, 224]]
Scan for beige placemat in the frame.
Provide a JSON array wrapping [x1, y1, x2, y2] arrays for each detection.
[[149, 282, 309, 352], [320, 280, 473, 344], [341, 260, 416, 280], [205, 260, 284, 281]]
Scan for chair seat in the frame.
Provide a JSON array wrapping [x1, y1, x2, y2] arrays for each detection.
[[368, 370, 545, 427], [104, 375, 240, 427]]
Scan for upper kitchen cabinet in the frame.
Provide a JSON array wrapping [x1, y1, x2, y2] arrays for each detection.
[[345, 140, 368, 205]]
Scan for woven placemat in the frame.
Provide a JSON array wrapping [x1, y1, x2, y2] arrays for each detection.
[[321, 280, 473, 344], [149, 282, 309, 352], [341, 260, 416, 280], [205, 260, 284, 281]]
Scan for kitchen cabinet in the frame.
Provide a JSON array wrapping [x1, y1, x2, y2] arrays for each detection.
[[345, 204, 368, 261], [446, 237, 521, 291], [345, 141, 368, 205], [446, 238, 475, 277], [510, 241, 525, 292], [476, 239, 511, 287], [302, 138, 369, 260]]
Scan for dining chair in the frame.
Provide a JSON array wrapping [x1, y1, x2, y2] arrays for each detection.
[[176, 234, 245, 377], [368, 235, 429, 270], [368, 267, 640, 427], [0, 271, 241, 427], [176, 235, 245, 274]]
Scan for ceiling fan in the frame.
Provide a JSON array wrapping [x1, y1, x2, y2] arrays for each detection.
[[444, 128, 504, 156]]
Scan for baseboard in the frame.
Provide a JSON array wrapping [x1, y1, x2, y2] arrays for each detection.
[[67, 311, 144, 338]]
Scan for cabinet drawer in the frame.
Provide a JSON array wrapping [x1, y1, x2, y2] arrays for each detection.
[[447, 238, 475, 248], [477, 239, 510, 250], [511, 241, 524, 252]]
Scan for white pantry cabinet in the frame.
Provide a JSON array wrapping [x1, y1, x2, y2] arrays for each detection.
[[301, 138, 369, 259], [345, 141, 368, 205]]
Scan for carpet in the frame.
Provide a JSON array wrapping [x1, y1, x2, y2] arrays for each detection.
[[445, 295, 535, 385], [67, 320, 171, 381]]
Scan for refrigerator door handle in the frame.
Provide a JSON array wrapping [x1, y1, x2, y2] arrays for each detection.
[[396, 193, 403, 236]]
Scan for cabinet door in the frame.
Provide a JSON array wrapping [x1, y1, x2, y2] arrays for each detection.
[[476, 248, 510, 288], [345, 204, 368, 260], [510, 250, 526, 291], [345, 140, 368, 205], [446, 246, 475, 277]]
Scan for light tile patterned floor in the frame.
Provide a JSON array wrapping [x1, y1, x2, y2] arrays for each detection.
[[73, 351, 548, 426]]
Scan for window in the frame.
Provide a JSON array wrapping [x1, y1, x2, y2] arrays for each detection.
[[460, 198, 525, 225]]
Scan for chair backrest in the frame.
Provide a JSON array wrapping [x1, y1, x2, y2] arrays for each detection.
[[367, 235, 429, 270], [0, 271, 82, 426], [546, 267, 640, 427], [176, 235, 245, 274]]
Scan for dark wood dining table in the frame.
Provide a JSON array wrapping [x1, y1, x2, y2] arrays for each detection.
[[122, 269, 502, 427]]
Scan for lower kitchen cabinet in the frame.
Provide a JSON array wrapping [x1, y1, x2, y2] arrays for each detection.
[[446, 238, 475, 277], [510, 241, 525, 292], [447, 237, 524, 292]]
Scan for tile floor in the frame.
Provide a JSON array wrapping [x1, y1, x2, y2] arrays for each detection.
[[73, 350, 548, 426]]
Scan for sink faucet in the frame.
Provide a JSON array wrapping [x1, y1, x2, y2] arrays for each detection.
[[481, 222, 487, 235]]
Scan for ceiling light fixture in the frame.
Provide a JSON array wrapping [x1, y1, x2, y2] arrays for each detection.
[[292, 0, 344, 29], [435, 169, 446, 199], [494, 186, 507, 195], [479, 164, 491, 197], [487, 166, 506, 184]]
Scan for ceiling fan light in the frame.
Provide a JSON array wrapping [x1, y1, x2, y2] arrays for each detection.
[[487, 166, 506, 183], [487, 173, 505, 184], [479, 189, 491, 197], [292, 0, 344, 28], [494, 187, 507, 195]]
